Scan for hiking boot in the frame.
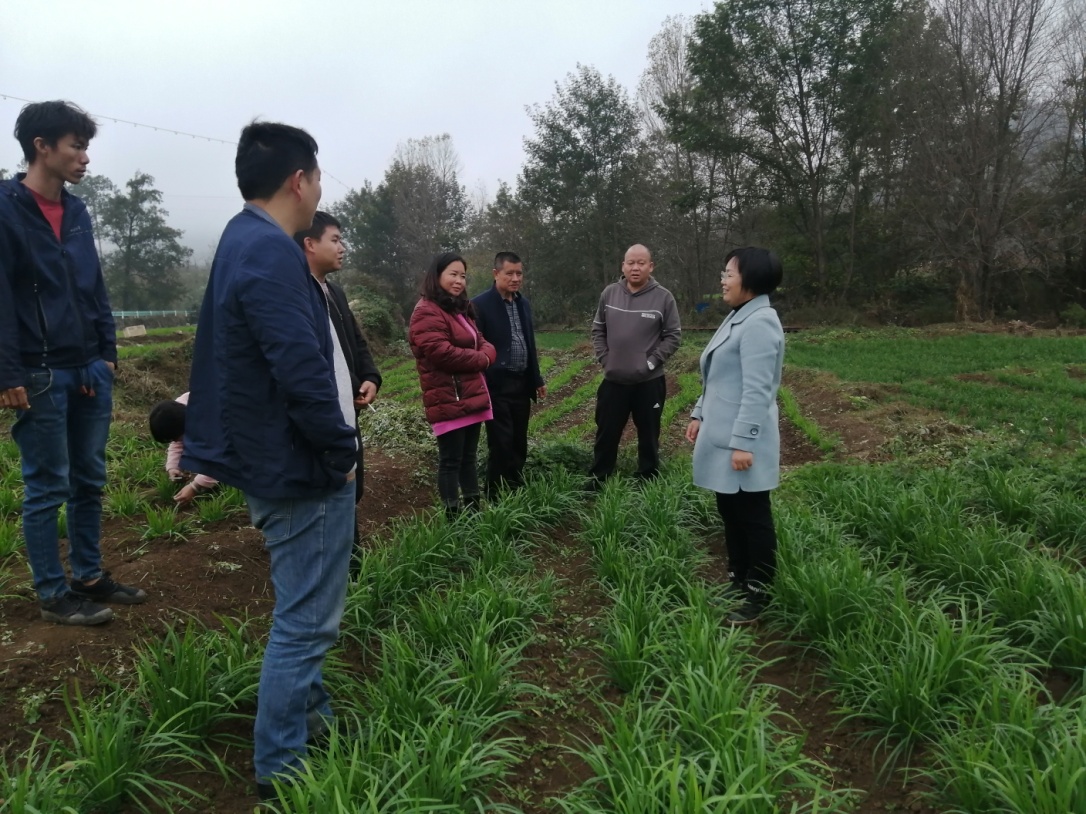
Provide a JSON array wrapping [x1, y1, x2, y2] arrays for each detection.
[[70, 571, 148, 605], [41, 594, 114, 626]]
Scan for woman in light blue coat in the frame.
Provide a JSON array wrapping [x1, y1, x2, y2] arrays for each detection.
[[686, 247, 784, 624]]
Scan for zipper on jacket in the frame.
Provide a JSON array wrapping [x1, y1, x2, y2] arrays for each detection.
[[452, 375, 461, 401], [20, 220, 51, 359]]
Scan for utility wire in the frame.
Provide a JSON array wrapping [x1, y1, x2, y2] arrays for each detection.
[[0, 92, 353, 189]]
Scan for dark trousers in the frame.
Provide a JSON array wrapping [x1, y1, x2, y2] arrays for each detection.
[[349, 432, 365, 580], [351, 439, 364, 543], [485, 375, 531, 494], [716, 490, 777, 587], [436, 422, 482, 508], [590, 377, 666, 480]]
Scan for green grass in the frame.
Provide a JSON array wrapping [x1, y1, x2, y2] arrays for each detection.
[[539, 356, 593, 394], [784, 331, 1086, 447], [778, 385, 838, 453], [786, 331, 1086, 382], [143, 325, 196, 337], [116, 341, 186, 360], [535, 331, 587, 350]]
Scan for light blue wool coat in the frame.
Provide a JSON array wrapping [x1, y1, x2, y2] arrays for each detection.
[[690, 295, 785, 494]]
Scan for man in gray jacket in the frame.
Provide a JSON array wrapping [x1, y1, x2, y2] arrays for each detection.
[[588, 244, 681, 487]]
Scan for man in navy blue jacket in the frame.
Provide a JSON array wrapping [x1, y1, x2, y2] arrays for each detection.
[[182, 121, 358, 800], [472, 252, 546, 495], [0, 101, 146, 626]]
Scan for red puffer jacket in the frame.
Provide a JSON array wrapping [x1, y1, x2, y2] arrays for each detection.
[[408, 298, 497, 425]]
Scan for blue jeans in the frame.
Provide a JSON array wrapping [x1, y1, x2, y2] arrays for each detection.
[[11, 361, 113, 602], [246, 480, 355, 783]]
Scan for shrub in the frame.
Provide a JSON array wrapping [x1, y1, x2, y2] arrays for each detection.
[[345, 287, 404, 346], [1059, 302, 1086, 328]]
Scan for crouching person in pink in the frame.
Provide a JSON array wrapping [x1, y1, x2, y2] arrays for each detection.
[[148, 393, 218, 504]]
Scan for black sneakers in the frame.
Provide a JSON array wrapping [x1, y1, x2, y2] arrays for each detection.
[[40, 594, 114, 626], [70, 571, 148, 605], [727, 583, 768, 626], [726, 599, 763, 626]]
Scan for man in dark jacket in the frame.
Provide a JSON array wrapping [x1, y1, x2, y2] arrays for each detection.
[[294, 211, 382, 541], [0, 100, 146, 626], [182, 122, 357, 800], [472, 252, 546, 496]]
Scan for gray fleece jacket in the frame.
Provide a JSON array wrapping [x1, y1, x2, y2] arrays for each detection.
[[591, 278, 682, 385]]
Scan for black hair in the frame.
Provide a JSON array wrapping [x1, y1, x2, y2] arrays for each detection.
[[493, 251, 521, 269], [293, 210, 341, 250], [149, 399, 187, 443], [235, 120, 318, 201], [14, 100, 98, 165], [420, 251, 475, 317], [723, 247, 783, 296]]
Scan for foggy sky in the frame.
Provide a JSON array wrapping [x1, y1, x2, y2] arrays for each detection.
[[1, 0, 709, 256]]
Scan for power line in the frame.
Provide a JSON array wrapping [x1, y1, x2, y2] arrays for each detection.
[[0, 92, 353, 190], [0, 92, 236, 145]]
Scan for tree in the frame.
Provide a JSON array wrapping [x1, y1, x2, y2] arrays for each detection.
[[682, 0, 907, 303], [904, 0, 1059, 319], [643, 15, 746, 308], [100, 172, 192, 310], [519, 64, 643, 319], [1024, 0, 1086, 312], [332, 135, 469, 316], [69, 173, 118, 257], [386, 134, 469, 267]]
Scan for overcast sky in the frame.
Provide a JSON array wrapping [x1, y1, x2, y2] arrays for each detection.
[[1, 0, 710, 256]]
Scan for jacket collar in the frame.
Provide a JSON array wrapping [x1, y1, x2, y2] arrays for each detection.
[[728, 294, 771, 324], [705, 295, 772, 355], [10, 172, 72, 205], [485, 283, 520, 304]]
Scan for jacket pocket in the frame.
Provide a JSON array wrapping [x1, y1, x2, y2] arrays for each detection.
[[704, 394, 740, 450]]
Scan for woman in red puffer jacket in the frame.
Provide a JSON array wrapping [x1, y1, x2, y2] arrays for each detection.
[[409, 252, 497, 517]]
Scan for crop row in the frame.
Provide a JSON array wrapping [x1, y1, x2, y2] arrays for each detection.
[[752, 435, 1085, 813], [1, 472, 585, 812], [265, 470, 587, 810], [562, 471, 849, 812]]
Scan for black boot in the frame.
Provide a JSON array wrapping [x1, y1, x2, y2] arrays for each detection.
[[445, 504, 461, 521], [464, 495, 482, 514]]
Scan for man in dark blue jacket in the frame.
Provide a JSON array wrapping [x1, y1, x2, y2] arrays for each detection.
[[182, 121, 358, 800], [0, 101, 146, 626], [472, 252, 546, 496]]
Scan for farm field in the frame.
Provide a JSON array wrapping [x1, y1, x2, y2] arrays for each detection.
[[0, 325, 1083, 813]]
